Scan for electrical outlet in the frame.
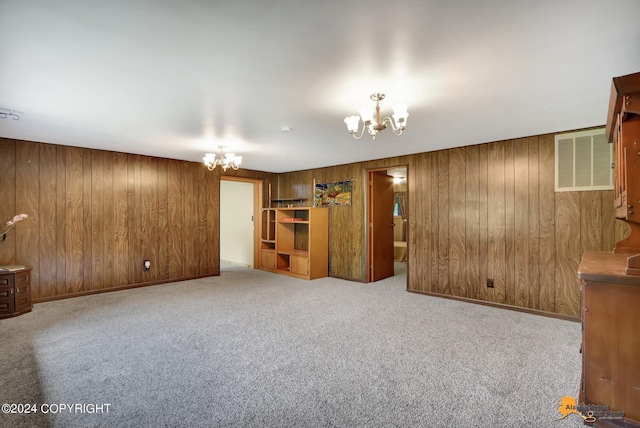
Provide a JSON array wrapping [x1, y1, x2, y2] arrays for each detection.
[[487, 278, 494, 288], [143, 259, 151, 271]]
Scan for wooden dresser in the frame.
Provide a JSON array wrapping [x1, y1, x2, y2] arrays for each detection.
[[578, 252, 640, 425], [0, 266, 33, 319], [576, 71, 640, 426]]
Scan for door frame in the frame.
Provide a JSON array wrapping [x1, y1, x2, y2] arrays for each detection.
[[220, 175, 263, 269], [365, 165, 409, 283]]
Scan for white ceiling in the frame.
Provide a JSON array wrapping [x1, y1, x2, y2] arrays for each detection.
[[1, 0, 639, 173]]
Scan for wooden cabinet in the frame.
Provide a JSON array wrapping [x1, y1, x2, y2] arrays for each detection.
[[260, 250, 276, 270], [578, 252, 640, 425], [290, 255, 309, 276], [606, 71, 640, 254], [259, 208, 277, 271], [0, 267, 33, 319], [576, 73, 640, 426], [259, 207, 328, 280]]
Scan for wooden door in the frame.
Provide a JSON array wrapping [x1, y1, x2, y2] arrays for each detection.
[[14, 271, 31, 313], [290, 255, 309, 276], [369, 171, 395, 281]]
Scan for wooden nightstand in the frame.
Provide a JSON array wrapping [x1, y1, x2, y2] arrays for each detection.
[[0, 266, 33, 319]]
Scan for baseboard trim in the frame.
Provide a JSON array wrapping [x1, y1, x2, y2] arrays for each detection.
[[32, 273, 219, 304], [407, 289, 581, 322]]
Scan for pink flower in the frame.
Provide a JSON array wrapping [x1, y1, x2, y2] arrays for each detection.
[[2, 214, 29, 241], [6, 214, 28, 227]]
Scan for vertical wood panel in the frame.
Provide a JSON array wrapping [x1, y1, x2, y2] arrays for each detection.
[[407, 154, 418, 290], [113, 152, 129, 286], [55, 147, 66, 296], [421, 155, 432, 292], [408, 153, 424, 291], [184, 163, 196, 277], [142, 156, 159, 282], [430, 153, 439, 291], [504, 140, 516, 306], [601, 191, 615, 252], [477, 144, 489, 302], [128, 155, 142, 284], [0, 139, 17, 265], [15, 142, 40, 297], [528, 138, 540, 309], [157, 158, 170, 280], [437, 150, 449, 294], [168, 160, 185, 278], [91, 150, 105, 289], [487, 142, 506, 303], [538, 135, 556, 312], [196, 164, 207, 275], [555, 192, 582, 316], [38, 144, 57, 298], [514, 138, 529, 308], [581, 191, 602, 252], [206, 164, 219, 275], [82, 149, 93, 291], [465, 146, 480, 299], [103, 151, 115, 289], [65, 147, 84, 294], [448, 148, 466, 297]]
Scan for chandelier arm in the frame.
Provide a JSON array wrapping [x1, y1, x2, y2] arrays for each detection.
[[350, 124, 368, 140], [382, 116, 404, 132]]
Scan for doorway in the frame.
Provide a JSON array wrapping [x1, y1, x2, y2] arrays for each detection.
[[220, 177, 262, 268], [366, 166, 408, 282]]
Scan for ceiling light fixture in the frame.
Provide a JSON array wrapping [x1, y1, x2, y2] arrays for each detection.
[[203, 145, 242, 172], [344, 93, 408, 140], [0, 109, 20, 120]]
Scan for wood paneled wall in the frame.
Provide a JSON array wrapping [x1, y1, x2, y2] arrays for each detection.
[[0, 130, 621, 317], [278, 132, 618, 317], [410, 136, 618, 317], [0, 138, 224, 301]]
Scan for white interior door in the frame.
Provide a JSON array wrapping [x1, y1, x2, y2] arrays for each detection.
[[220, 180, 254, 267]]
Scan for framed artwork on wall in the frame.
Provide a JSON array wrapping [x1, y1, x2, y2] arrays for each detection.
[[314, 180, 352, 207]]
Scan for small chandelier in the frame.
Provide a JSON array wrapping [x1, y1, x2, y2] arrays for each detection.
[[203, 145, 242, 171], [344, 93, 409, 140]]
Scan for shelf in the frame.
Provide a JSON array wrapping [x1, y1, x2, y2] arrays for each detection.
[[259, 206, 328, 279], [271, 198, 305, 202], [270, 197, 307, 208], [277, 249, 309, 257]]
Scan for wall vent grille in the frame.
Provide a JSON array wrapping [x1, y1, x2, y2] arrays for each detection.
[[555, 128, 612, 192]]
